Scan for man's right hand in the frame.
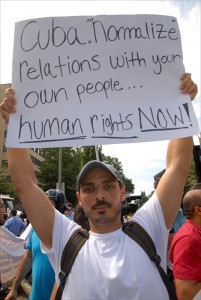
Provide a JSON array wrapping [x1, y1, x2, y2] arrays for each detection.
[[0, 88, 16, 122]]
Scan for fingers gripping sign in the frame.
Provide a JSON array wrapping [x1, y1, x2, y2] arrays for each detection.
[[0, 89, 17, 123]]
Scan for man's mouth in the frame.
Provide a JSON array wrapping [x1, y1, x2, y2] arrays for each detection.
[[92, 200, 111, 211], [94, 205, 109, 211]]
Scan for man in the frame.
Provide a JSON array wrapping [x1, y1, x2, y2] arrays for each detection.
[[5, 189, 66, 300], [63, 202, 75, 220], [0, 197, 9, 296], [0, 73, 197, 299], [170, 189, 201, 300], [4, 208, 26, 236]]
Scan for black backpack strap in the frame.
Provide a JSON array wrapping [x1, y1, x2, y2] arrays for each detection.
[[55, 228, 89, 300], [122, 221, 177, 300]]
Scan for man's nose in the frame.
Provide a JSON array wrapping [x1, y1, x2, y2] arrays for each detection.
[[95, 186, 105, 200]]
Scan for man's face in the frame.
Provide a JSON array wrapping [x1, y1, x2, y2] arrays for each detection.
[[76, 168, 126, 232]]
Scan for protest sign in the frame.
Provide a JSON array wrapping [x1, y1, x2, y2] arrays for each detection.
[[0, 225, 31, 283], [6, 14, 200, 148]]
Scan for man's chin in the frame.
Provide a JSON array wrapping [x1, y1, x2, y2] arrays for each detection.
[[90, 215, 115, 225]]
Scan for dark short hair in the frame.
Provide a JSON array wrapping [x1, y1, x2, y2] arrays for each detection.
[[11, 209, 17, 216]]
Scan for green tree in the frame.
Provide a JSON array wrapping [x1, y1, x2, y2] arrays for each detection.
[[98, 154, 135, 194], [0, 164, 20, 207], [185, 157, 198, 192], [0, 165, 15, 197], [37, 147, 81, 205], [37, 148, 60, 190], [77, 146, 103, 167]]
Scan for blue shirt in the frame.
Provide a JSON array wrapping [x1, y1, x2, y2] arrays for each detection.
[[4, 216, 26, 236], [26, 229, 55, 300], [173, 208, 186, 233]]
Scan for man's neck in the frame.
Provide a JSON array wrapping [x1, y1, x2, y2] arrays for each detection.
[[89, 221, 122, 234]]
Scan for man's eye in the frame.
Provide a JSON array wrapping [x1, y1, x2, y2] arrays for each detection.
[[83, 186, 93, 193], [105, 184, 114, 190]]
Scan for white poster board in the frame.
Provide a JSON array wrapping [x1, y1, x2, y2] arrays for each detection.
[[6, 14, 200, 148], [0, 225, 31, 283]]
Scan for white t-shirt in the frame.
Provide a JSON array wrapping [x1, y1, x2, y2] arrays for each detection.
[[42, 192, 169, 300]]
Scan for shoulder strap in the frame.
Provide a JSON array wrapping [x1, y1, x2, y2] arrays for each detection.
[[55, 228, 89, 300], [122, 221, 177, 300]]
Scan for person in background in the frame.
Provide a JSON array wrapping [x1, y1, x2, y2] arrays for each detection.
[[74, 203, 90, 230], [4, 208, 26, 236], [63, 202, 75, 220], [170, 187, 201, 300], [5, 189, 66, 300], [0, 196, 9, 296], [0, 73, 197, 299], [19, 211, 26, 225], [172, 204, 186, 234]]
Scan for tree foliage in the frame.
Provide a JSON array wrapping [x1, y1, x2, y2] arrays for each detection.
[[0, 164, 19, 206], [185, 157, 198, 192]]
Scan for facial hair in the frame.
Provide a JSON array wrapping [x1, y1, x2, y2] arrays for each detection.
[[84, 198, 122, 225]]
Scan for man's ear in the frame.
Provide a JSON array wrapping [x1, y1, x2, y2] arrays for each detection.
[[120, 185, 126, 201], [76, 192, 82, 206]]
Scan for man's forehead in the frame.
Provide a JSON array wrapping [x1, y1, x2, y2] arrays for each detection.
[[80, 173, 117, 187]]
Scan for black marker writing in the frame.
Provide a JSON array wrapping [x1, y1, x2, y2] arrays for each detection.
[[76, 77, 123, 103], [90, 113, 133, 136], [152, 53, 181, 75], [138, 106, 189, 131], [90, 19, 178, 44], [19, 55, 101, 82], [18, 115, 84, 140], [20, 18, 86, 52], [109, 51, 146, 70], [24, 88, 68, 108]]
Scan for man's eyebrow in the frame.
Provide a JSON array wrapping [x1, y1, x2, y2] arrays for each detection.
[[81, 182, 94, 187], [81, 179, 116, 187]]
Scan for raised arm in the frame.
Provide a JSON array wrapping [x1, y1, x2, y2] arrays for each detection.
[[156, 73, 197, 229], [0, 89, 54, 248]]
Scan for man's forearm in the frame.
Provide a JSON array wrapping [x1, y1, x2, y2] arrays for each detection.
[[157, 136, 193, 228], [166, 137, 193, 174]]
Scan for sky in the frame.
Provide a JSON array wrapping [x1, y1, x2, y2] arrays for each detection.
[[0, 0, 200, 195]]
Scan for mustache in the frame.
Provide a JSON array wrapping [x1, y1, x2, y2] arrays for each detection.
[[92, 199, 112, 209]]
